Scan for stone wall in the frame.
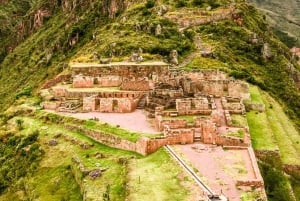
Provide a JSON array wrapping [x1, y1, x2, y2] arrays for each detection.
[[176, 98, 211, 115], [96, 75, 122, 87], [53, 87, 68, 97], [201, 80, 224, 97], [216, 135, 248, 147], [166, 7, 235, 28], [224, 110, 232, 126], [155, 115, 249, 146], [145, 131, 194, 154], [236, 147, 264, 188], [236, 180, 264, 188], [202, 120, 218, 144], [71, 62, 169, 78], [222, 97, 242, 110], [221, 97, 245, 114], [83, 97, 138, 113], [63, 124, 194, 155], [83, 96, 97, 111], [155, 115, 187, 131], [61, 90, 144, 99], [176, 99, 191, 114], [186, 70, 227, 81], [228, 81, 250, 100], [41, 101, 61, 110], [73, 76, 94, 88], [210, 110, 221, 127], [42, 74, 71, 89], [152, 88, 184, 97], [82, 94, 141, 113], [244, 102, 265, 112], [121, 80, 150, 91]]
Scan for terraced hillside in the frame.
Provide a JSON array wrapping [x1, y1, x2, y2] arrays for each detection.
[[1, 0, 300, 201]]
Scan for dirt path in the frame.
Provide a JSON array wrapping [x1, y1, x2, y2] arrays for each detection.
[[178, 34, 202, 69], [62, 109, 159, 134], [173, 143, 257, 201]]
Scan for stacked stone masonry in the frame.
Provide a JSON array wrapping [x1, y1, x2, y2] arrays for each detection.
[[42, 63, 255, 150], [40, 63, 265, 191]]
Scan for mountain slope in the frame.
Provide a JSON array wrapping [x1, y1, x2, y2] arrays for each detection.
[[248, 0, 300, 47]]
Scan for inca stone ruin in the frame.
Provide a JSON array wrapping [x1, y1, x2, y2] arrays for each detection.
[[40, 58, 264, 191], [40, 59, 257, 149]]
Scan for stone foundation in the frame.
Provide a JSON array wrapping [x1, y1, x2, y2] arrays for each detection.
[[155, 116, 187, 131], [121, 80, 150, 91], [176, 97, 211, 115], [73, 76, 94, 88], [228, 81, 250, 100], [96, 76, 122, 87], [70, 62, 169, 78], [244, 102, 265, 112], [42, 74, 71, 89], [83, 96, 139, 113], [41, 101, 61, 110], [64, 124, 194, 155]]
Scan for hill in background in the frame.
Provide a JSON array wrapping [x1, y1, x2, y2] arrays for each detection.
[[248, 0, 300, 47]]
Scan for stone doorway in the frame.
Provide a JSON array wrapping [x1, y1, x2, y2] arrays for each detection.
[[194, 128, 202, 142], [113, 99, 118, 112]]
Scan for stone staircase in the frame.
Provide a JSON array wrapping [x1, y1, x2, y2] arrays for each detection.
[[194, 128, 202, 142], [136, 95, 147, 109]]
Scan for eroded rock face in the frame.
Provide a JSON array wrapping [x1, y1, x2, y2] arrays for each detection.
[[33, 9, 51, 29], [49, 139, 58, 146], [155, 24, 162, 36], [102, 0, 127, 19], [169, 50, 179, 66], [0, 0, 8, 3], [156, 5, 168, 16], [261, 43, 273, 60], [89, 169, 102, 179]]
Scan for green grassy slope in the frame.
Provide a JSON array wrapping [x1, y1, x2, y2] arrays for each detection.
[[246, 85, 300, 200], [0, 114, 195, 201]]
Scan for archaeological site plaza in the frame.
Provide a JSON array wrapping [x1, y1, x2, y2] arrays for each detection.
[[40, 56, 266, 199]]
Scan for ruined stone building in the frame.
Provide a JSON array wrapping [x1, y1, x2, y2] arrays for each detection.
[[41, 61, 253, 147], [41, 61, 169, 113]]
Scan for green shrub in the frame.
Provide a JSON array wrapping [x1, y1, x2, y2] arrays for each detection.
[[0, 132, 43, 193], [15, 118, 24, 130], [145, 0, 155, 8], [259, 161, 293, 201], [192, 0, 205, 6], [176, 0, 187, 8], [15, 86, 32, 100]]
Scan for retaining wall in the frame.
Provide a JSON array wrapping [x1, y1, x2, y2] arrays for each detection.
[[64, 124, 194, 155], [42, 74, 71, 89]]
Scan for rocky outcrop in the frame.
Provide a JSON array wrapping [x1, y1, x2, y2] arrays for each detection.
[[254, 150, 281, 164], [33, 9, 51, 29], [102, 0, 127, 19], [287, 63, 300, 89], [261, 43, 273, 60], [283, 164, 300, 177]]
